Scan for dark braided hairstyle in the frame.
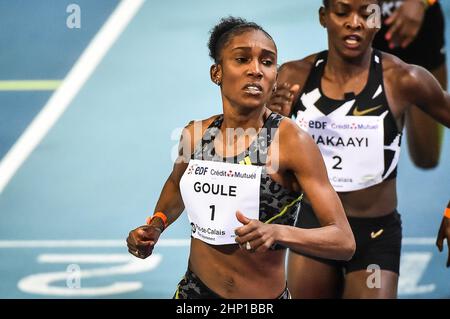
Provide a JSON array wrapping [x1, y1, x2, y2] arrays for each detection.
[[207, 16, 276, 63], [323, 0, 381, 8]]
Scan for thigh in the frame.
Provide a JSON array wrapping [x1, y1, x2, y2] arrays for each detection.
[[287, 250, 344, 299], [343, 269, 398, 299]]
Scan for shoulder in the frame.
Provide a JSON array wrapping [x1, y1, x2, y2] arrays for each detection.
[[381, 51, 431, 97], [184, 115, 218, 132], [277, 116, 316, 150], [277, 53, 318, 85], [279, 53, 317, 75], [180, 115, 220, 156], [183, 115, 219, 139], [273, 117, 325, 173]]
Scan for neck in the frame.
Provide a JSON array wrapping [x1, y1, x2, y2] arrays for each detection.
[[325, 47, 373, 82], [221, 102, 268, 131]]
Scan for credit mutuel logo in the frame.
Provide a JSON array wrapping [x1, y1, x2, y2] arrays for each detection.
[[189, 165, 256, 179]]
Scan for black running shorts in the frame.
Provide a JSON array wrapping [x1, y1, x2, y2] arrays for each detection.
[[294, 202, 403, 274]]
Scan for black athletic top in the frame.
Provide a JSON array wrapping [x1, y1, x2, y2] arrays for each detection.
[[292, 49, 402, 185], [192, 113, 302, 229]]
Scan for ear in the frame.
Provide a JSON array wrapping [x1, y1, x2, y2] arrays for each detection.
[[319, 7, 326, 28], [210, 64, 222, 86]]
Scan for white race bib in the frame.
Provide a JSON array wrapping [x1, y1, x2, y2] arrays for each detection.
[[296, 110, 386, 192], [180, 159, 262, 245]]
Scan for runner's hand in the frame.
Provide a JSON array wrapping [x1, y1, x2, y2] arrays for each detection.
[[127, 225, 162, 259], [436, 216, 450, 268], [385, 0, 426, 49], [268, 83, 300, 116], [234, 211, 279, 253]]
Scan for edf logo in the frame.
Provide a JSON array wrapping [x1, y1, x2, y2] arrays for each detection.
[[195, 167, 208, 175], [309, 121, 327, 129], [186, 164, 198, 175]]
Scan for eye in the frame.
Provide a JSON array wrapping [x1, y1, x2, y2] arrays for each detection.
[[262, 59, 274, 66], [235, 57, 248, 63], [335, 12, 347, 17]]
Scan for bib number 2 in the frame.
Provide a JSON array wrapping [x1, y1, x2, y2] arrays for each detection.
[[332, 156, 343, 170]]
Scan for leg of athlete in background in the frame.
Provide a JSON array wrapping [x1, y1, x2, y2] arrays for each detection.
[[287, 251, 344, 298], [342, 269, 398, 299]]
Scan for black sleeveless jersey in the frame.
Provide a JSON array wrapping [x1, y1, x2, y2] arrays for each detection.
[[292, 49, 402, 188], [191, 113, 303, 248]]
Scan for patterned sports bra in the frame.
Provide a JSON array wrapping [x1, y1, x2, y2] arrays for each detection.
[[185, 112, 303, 248]]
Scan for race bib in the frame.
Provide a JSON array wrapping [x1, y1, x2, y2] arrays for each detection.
[[179, 159, 262, 245], [296, 110, 386, 192]]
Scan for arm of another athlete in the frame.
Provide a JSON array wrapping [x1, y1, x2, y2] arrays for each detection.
[[404, 64, 447, 169], [384, 0, 427, 49], [268, 56, 315, 117], [276, 120, 355, 261], [405, 106, 444, 169]]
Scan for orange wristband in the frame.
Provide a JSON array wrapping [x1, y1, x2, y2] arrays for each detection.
[[444, 208, 450, 219], [146, 212, 169, 230]]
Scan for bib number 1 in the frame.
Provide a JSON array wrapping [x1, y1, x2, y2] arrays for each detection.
[[210, 205, 215, 221]]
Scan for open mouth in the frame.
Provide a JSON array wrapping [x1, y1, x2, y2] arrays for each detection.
[[243, 83, 263, 95], [344, 34, 362, 48]]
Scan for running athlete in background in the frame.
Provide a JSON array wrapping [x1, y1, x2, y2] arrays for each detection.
[[269, 0, 450, 298], [374, 0, 447, 168], [126, 17, 355, 299], [374, 0, 450, 271]]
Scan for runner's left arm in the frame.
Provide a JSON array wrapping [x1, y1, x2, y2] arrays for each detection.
[[401, 64, 450, 127], [235, 119, 356, 260]]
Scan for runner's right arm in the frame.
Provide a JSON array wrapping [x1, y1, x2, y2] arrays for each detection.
[[127, 120, 209, 258]]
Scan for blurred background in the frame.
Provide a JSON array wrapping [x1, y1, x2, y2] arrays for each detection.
[[0, 0, 448, 298]]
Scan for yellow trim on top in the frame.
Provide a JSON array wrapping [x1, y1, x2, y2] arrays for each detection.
[[0, 80, 61, 91], [239, 156, 252, 165], [175, 286, 180, 299], [265, 194, 303, 224]]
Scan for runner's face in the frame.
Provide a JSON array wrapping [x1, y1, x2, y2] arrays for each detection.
[[322, 0, 380, 59], [218, 30, 277, 111]]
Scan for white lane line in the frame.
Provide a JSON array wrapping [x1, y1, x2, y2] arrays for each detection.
[[0, 238, 433, 248], [0, 239, 189, 248], [18, 254, 162, 296], [0, 0, 145, 194], [399, 252, 436, 295], [402, 237, 436, 245], [38, 254, 134, 263]]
